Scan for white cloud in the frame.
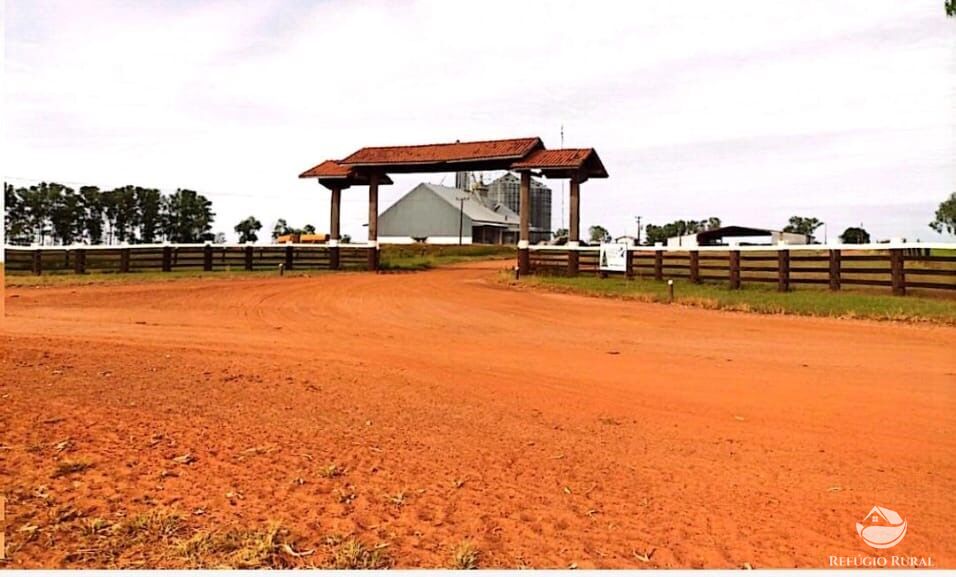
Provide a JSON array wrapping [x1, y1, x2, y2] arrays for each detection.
[[4, 0, 954, 243]]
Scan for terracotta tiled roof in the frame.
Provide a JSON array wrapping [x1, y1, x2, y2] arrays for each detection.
[[298, 160, 351, 179], [340, 137, 543, 166], [510, 148, 608, 178], [510, 148, 592, 169]]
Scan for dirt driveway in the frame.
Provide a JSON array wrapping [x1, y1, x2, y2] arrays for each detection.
[[2, 262, 953, 568]]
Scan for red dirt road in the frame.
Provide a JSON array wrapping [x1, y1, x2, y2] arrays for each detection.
[[2, 263, 954, 568]]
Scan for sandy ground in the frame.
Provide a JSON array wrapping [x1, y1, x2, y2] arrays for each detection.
[[1, 262, 954, 568]]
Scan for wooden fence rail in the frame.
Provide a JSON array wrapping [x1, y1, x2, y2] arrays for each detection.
[[3, 244, 373, 275], [528, 245, 956, 295]]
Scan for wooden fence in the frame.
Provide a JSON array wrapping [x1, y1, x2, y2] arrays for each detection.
[[528, 244, 956, 296], [3, 244, 372, 275]]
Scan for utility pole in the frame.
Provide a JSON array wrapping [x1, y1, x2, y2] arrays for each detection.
[[559, 124, 565, 231], [635, 216, 642, 245]]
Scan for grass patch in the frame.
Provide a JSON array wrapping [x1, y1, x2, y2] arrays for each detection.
[[513, 274, 956, 325], [177, 522, 296, 569], [4, 269, 325, 288], [449, 540, 480, 569], [379, 244, 514, 271], [326, 536, 391, 569]]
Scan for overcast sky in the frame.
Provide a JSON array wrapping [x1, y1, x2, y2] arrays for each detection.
[[2, 0, 954, 244]]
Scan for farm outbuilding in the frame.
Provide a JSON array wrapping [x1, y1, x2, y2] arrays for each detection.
[[667, 226, 808, 247], [378, 182, 550, 245]]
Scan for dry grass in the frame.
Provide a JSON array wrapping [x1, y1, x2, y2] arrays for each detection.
[[318, 463, 344, 479], [177, 522, 297, 569], [326, 536, 391, 569], [450, 540, 480, 569]]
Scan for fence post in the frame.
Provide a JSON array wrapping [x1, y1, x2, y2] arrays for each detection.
[[729, 250, 741, 289], [829, 249, 841, 291], [625, 246, 634, 279], [120, 248, 131, 273], [777, 249, 790, 292], [32, 249, 43, 275], [890, 248, 906, 296], [654, 250, 663, 281], [689, 250, 700, 284], [203, 243, 213, 271], [162, 245, 172, 272], [73, 248, 86, 274], [285, 244, 294, 271], [244, 244, 254, 271]]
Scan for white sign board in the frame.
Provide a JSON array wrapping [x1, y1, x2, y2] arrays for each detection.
[[599, 242, 628, 272]]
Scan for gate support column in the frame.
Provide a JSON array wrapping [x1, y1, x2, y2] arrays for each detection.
[[368, 175, 380, 271], [518, 170, 531, 275], [329, 186, 341, 270], [567, 174, 580, 276]]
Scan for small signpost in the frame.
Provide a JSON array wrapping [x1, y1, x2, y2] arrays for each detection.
[[599, 242, 628, 273]]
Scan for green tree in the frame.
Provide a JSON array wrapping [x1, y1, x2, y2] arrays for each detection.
[[234, 216, 263, 243], [553, 227, 569, 239], [839, 226, 870, 244], [134, 187, 163, 243], [783, 216, 823, 243], [588, 225, 611, 243], [161, 189, 215, 243], [49, 183, 83, 244], [5, 183, 31, 245], [643, 218, 718, 245], [78, 186, 105, 244], [929, 192, 956, 236], [302, 224, 316, 234], [102, 186, 138, 243], [22, 183, 57, 244], [272, 218, 293, 239], [947, 0, 954, 17]]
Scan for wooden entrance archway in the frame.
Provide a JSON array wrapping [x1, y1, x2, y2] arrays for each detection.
[[299, 137, 608, 274]]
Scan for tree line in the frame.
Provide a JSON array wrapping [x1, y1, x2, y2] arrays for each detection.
[[4, 181, 216, 245], [231, 216, 347, 244]]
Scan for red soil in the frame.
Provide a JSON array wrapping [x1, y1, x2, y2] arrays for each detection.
[[1, 262, 954, 568]]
